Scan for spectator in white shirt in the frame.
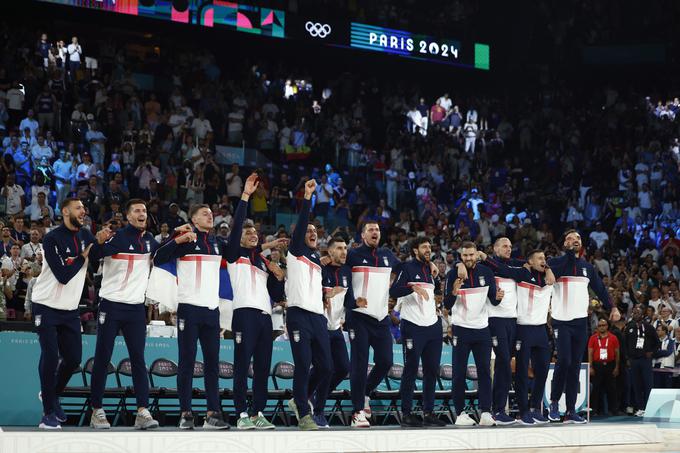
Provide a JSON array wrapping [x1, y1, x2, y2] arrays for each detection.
[[134, 159, 161, 191], [85, 123, 107, 166], [637, 183, 653, 218], [76, 152, 97, 185], [593, 249, 611, 278], [191, 111, 213, 140], [66, 36, 82, 77], [225, 163, 243, 205], [437, 93, 452, 112], [662, 256, 680, 281], [24, 192, 54, 221], [30, 135, 53, 166], [589, 222, 610, 249], [19, 110, 39, 138], [463, 119, 478, 154], [6, 82, 25, 123], [1, 173, 25, 216], [20, 229, 43, 262], [406, 105, 426, 136]]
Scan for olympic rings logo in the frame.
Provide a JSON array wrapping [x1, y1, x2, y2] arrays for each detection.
[[305, 21, 332, 38]]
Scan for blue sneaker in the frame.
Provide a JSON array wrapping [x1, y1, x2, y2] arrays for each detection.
[[54, 402, 67, 423], [531, 410, 549, 424], [548, 401, 561, 422], [563, 412, 587, 424], [312, 413, 330, 429], [38, 413, 62, 430], [493, 411, 516, 425], [518, 412, 535, 426]]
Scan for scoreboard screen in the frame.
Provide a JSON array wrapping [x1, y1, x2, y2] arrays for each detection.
[[37, 0, 490, 70]]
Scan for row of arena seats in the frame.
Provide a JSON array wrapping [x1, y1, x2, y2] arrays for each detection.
[[58, 358, 489, 426]]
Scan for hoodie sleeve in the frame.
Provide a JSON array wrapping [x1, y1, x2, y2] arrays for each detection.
[[483, 257, 530, 282], [289, 199, 311, 257], [42, 234, 85, 285], [443, 269, 457, 310], [389, 264, 414, 299], [485, 267, 499, 306], [225, 199, 247, 263], [153, 236, 182, 265]]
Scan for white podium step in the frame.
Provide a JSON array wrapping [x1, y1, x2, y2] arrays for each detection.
[[0, 423, 663, 453]]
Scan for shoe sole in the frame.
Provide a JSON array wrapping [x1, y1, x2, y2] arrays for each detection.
[[202, 424, 230, 430], [299, 426, 319, 431], [455, 422, 477, 426], [89, 423, 111, 429], [237, 425, 257, 430], [178, 425, 194, 430], [548, 415, 561, 422], [254, 425, 276, 430], [518, 420, 535, 426], [134, 423, 160, 430], [533, 419, 550, 425], [494, 420, 516, 426], [351, 423, 371, 428], [38, 424, 61, 430], [563, 420, 587, 424]]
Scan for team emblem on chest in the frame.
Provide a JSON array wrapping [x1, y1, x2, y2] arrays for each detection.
[[349, 329, 356, 340], [293, 330, 300, 342], [479, 276, 486, 286]]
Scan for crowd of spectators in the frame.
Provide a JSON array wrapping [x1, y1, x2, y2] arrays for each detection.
[[0, 11, 679, 415]]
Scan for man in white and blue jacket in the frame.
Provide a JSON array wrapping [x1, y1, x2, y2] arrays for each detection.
[[31, 198, 102, 429], [307, 236, 354, 428], [345, 221, 399, 428], [444, 241, 503, 427], [390, 237, 446, 428], [88, 199, 190, 430], [547, 229, 618, 424], [481, 249, 555, 425], [225, 173, 282, 430], [153, 204, 230, 430], [285, 178, 332, 431]]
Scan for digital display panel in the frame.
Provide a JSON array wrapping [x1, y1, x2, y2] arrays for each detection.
[[37, 1, 490, 70], [37, 0, 286, 38], [350, 22, 489, 70]]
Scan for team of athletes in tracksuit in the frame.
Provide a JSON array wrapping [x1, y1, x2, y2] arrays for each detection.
[[33, 174, 616, 430]]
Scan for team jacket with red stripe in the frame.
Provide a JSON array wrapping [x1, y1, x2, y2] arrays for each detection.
[[154, 229, 225, 310], [285, 199, 323, 314], [322, 263, 355, 330], [444, 264, 498, 329], [389, 259, 438, 327], [31, 224, 96, 310], [225, 200, 274, 314], [483, 257, 552, 326], [346, 243, 400, 321], [548, 250, 611, 321], [548, 249, 611, 322], [91, 224, 158, 304], [480, 256, 524, 319]]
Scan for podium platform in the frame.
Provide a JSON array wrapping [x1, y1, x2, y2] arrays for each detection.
[[0, 422, 662, 453]]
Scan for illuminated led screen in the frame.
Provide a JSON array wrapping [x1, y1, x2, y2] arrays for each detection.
[[37, 1, 490, 70]]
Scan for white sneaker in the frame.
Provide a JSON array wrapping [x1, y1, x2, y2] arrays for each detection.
[[455, 411, 477, 426], [479, 412, 496, 426], [635, 410, 645, 417], [363, 396, 372, 419], [90, 408, 111, 429], [351, 410, 371, 428]]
